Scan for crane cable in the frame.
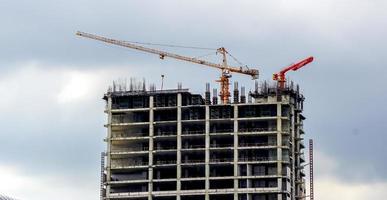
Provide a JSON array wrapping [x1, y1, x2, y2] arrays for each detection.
[[226, 51, 250, 70], [122, 40, 216, 51], [123, 39, 249, 69], [193, 52, 218, 59]]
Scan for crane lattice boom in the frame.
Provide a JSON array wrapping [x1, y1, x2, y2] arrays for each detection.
[[76, 31, 259, 103]]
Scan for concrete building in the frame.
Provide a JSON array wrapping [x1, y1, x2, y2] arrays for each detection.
[[101, 81, 306, 200]]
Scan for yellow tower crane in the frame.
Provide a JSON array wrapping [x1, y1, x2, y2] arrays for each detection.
[[76, 31, 259, 104]]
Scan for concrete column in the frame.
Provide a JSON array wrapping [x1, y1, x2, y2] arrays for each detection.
[[233, 105, 239, 200], [292, 107, 298, 200], [205, 105, 210, 200], [177, 93, 182, 200], [148, 96, 154, 200], [106, 96, 112, 196], [246, 164, 252, 200], [277, 103, 283, 200]]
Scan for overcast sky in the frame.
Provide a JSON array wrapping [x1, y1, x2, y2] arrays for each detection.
[[1, 0, 387, 199]]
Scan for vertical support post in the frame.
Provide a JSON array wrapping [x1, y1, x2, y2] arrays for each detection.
[[149, 96, 154, 200], [106, 96, 113, 196], [177, 93, 182, 200], [233, 82, 239, 104], [205, 83, 211, 105], [233, 105, 239, 200], [277, 103, 283, 200], [100, 152, 106, 200], [292, 107, 297, 200], [205, 105, 210, 200], [246, 164, 252, 200], [309, 139, 314, 200]]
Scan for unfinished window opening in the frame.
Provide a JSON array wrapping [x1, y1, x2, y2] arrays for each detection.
[[210, 194, 233, 200], [111, 169, 148, 181], [210, 179, 233, 189], [239, 163, 277, 176], [210, 165, 233, 177], [251, 178, 278, 188], [238, 120, 276, 132], [182, 136, 205, 149], [181, 93, 205, 106], [210, 105, 234, 119], [153, 181, 176, 191], [112, 96, 149, 109], [182, 122, 205, 135], [154, 166, 177, 179], [154, 124, 177, 136], [210, 150, 233, 163], [251, 194, 277, 200], [182, 151, 205, 164], [111, 155, 149, 168], [181, 195, 205, 200], [111, 140, 149, 152], [181, 180, 205, 190], [238, 104, 276, 118], [239, 149, 276, 162], [110, 183, 148, 193], [154, 153, 177, 165], [154, 139, 177, 150], [154, 94, 177, 107], [210, 121, 234, 133], [210, 135, 233, 148], [182, 107, 205, 120], [238, 194, 247, 200], [112, 125, 149, 138], [238, 135, 276, 147], [182, 165, 205, 178], [154, 109, 177, 121]]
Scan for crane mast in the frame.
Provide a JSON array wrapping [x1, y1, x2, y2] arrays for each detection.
[[76, 31, 259, 104]]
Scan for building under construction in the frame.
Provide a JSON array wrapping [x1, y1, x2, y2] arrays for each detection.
[[101, 80, 307, 200]]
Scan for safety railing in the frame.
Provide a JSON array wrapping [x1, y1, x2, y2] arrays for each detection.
[[154, 131, 177, 136], [182, 130, 205, 135], [111, 160, 148, 168], [154, 146, 177, 150], [239, 157, 276, 162], [210, 143, 233, 148], [111, 146, 149, 152], [239, 127, 277, 133], [209, 158, 234, 163], [239, 142, 277, 147], [155, 160, 177, 165], [182, 144, 205, 149], [182, 159, 205, 164]]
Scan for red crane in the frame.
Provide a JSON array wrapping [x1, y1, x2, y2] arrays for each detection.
[[273, 56, 314, 89]]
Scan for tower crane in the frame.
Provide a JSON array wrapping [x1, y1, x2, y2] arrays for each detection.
[[273, 56, 314, 89], [76, 31, 259, 104]]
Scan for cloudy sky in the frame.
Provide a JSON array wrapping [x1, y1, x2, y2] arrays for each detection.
[[1, 0, 387, 199]]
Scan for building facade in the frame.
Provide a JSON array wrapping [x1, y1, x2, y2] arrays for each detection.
[[102, 82, 306, 200]]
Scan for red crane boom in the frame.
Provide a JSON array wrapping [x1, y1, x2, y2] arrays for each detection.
[[273, 56, 314, 89]]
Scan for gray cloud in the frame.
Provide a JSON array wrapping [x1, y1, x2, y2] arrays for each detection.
[[1, 0, 387, 199]]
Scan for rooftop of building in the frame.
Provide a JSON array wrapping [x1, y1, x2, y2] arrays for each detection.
[[103, 78, 304, 104]]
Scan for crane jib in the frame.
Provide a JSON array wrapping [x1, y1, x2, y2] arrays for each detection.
[[76, 31, 260, 104]]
